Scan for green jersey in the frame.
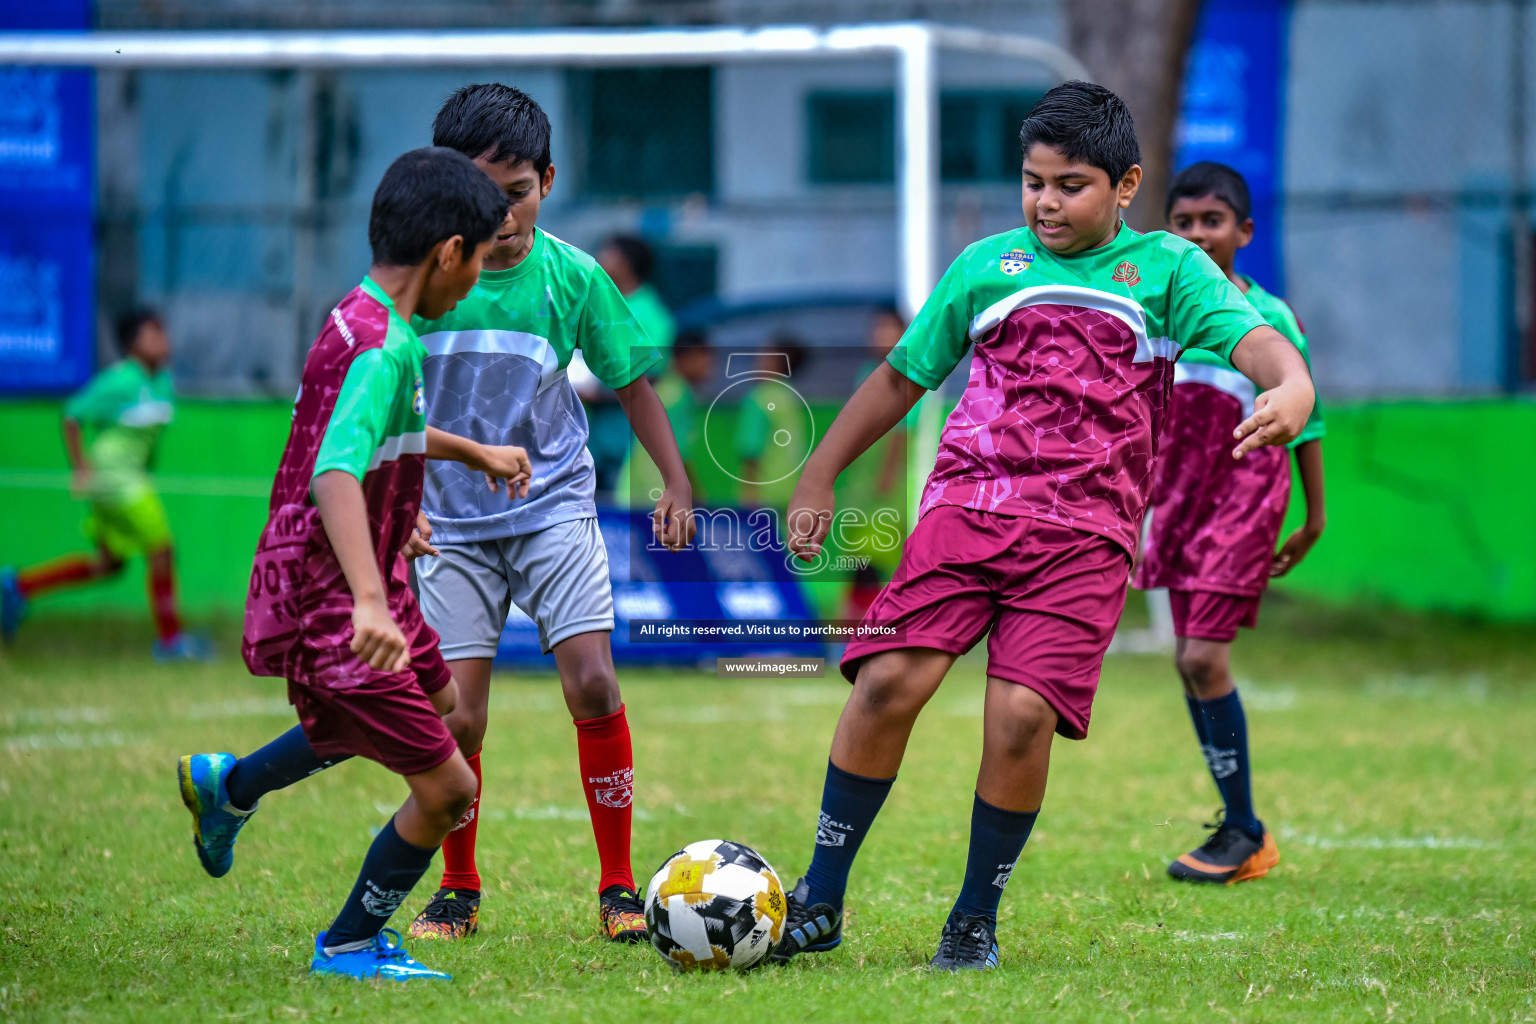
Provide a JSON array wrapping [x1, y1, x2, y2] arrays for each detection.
[[413, 228, 663, 541], [892, 222, 1267, 555], [1176, 276, 1325, 447], [64, 358, 175, 494], [625, 283, 676, 355]]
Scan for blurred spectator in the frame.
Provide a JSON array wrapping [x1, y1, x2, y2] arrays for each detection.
[[734, 334, 810, 510], [585, 235, 678, 495], [617, 329, 715, 507], [598, 234, 677, 356], [844, 305, 911, 621]]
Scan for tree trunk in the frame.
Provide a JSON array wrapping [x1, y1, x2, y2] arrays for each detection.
[[1064, 0, 1202, 232]]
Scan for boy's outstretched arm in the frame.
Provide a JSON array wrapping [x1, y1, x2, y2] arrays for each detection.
[[786, 361, 926, 561], [313, 470, 410, 673], [425, 426, 532, 499], [61, 416, 90, 494], [616, 376, 696, 551], [1228, 325, 1316, 459], [1272, 440, 1325, 577]]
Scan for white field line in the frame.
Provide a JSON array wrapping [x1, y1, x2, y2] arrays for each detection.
[[1278, 827, 1495, 850], [4, 730, 135, 752]]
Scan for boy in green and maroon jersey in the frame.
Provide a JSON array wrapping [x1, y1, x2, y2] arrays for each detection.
[[771, 82, 1317, 971], [0, 310, 203, 659], [175, 148, 532, 982], [1135, 161, 1327, 885]]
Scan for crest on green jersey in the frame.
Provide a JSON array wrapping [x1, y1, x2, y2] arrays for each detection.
[[412, 374, 425, 415], [1000, 249, 1034, 276]]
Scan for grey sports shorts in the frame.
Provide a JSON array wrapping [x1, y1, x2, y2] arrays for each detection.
[[415, 517, 615, 659]]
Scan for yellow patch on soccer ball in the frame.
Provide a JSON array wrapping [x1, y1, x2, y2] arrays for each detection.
[[756, 870, 787, 943], [670, 945, 733, 972], [657, 855, 718, 899]]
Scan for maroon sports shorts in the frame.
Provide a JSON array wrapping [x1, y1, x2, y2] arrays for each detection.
[[287, 597, 458, 777], [1168, 588, 1261, 643], [841, 505, 1131, 740]]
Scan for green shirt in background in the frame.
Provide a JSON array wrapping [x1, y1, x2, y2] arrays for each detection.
[[64, 358, 175, 495], [625, 283, 677, 357]]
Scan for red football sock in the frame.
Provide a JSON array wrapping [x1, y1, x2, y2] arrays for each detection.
[[575, 704, 635, 893], [439, 750, 482, 893], [148, 556, 182, 642], [17, 554, 104, 598]]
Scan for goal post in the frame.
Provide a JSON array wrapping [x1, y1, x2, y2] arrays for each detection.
[[0, 22, 1088, 527]]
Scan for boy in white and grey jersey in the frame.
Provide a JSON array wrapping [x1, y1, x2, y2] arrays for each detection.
[[406, 84, 694, 946]]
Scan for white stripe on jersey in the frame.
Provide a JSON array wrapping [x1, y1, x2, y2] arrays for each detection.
[[366, 429, 427, 473], [968, 284, 1182, 365], [1173, 362, 1257, 417], [418, 328, 564, 392]]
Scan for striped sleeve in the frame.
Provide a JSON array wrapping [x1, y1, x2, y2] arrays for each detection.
[[313, 348, 400, 483]]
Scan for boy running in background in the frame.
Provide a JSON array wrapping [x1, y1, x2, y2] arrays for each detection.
[[1134, 161, 1327, 885], [1, 310, 204, 659], [774, 82, 1316, 971], [406, 84, 694, 944], [177, 147, 531, 981]]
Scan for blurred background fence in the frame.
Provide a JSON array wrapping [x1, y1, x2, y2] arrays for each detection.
[[2, 0, 1534, 622]]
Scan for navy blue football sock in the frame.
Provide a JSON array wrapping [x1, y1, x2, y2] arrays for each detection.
[[1195, 690, 1262, 841], [950, 794, 1038, 926], [1184, 694, 1211, 747], [225, 725, 350, 811], [802, 760, 895, 908], [324, 817, 436, 951]]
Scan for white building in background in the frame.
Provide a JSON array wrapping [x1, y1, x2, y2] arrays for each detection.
[[92, 0, 1535, 398]]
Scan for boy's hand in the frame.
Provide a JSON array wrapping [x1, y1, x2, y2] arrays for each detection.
[[1271, 521, 1323, 577], [1232, 378, 1312, 459], [652, 483, 696, 551], [401, 510, 439, 561], [473, 444, 532, 499], [785, 478, 836, 562], [351, 595, 410, 673]]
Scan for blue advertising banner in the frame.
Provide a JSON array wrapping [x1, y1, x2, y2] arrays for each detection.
[[0, 0, 95, 394], [496, 508, 828, 669], [1175, 0, 1290, 294]]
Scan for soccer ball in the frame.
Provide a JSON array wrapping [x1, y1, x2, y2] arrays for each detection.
[[643, 839, 787, 971]]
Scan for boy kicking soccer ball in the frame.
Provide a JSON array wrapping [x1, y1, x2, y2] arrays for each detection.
[[773, 82, 1317, 972], [177, 147, 531, 982], [1135, 161, 1327, 884], [404, 84, 694, 945]]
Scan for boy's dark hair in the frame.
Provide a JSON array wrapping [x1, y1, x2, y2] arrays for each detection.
[[368, 147, 509, 267], [1165, 160, 1252, 222], [673, 329, 710, 353], [768, 333, 809, 375], [114, 308, 161, 355], [432, 83, 552, 176], [604, 234, 655, 285], [1018, 80, 1141, 184]]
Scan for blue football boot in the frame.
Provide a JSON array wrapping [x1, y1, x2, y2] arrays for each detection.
[[310, 929, 451, 982], [769, 877, 843, 964], [177, 752, 256, 878], [1, 567, 27, 643], [154, 633, 215, 663], [929, 910, 1000, 971]]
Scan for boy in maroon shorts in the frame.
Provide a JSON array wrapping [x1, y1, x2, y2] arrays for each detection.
[[771, 83, 1317, 971], [176, 147, 532, 982], [1135, 162, 1327, 885]]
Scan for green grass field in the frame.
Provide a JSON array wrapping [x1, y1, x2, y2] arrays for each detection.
[[2, 599, 1533, 1022]]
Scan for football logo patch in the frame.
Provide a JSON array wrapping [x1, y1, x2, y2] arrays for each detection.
[[1113, 261, 1141, 286], [411, 374, 425, 415], [1000, 249, 1035, 276]]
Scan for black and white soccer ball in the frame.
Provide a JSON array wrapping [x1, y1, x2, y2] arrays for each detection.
[[643, 839, 787, 971]]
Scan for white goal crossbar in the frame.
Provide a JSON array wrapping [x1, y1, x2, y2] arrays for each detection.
[[0, 21, 1088, 527]]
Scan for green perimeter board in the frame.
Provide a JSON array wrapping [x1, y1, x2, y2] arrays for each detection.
[[1, 397, 1533, 621]]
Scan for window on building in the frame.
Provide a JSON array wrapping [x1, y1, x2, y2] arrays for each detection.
[[806, 89, 1044, 185], [806, 92, 896, 184], [571, 67, 714, 198]]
